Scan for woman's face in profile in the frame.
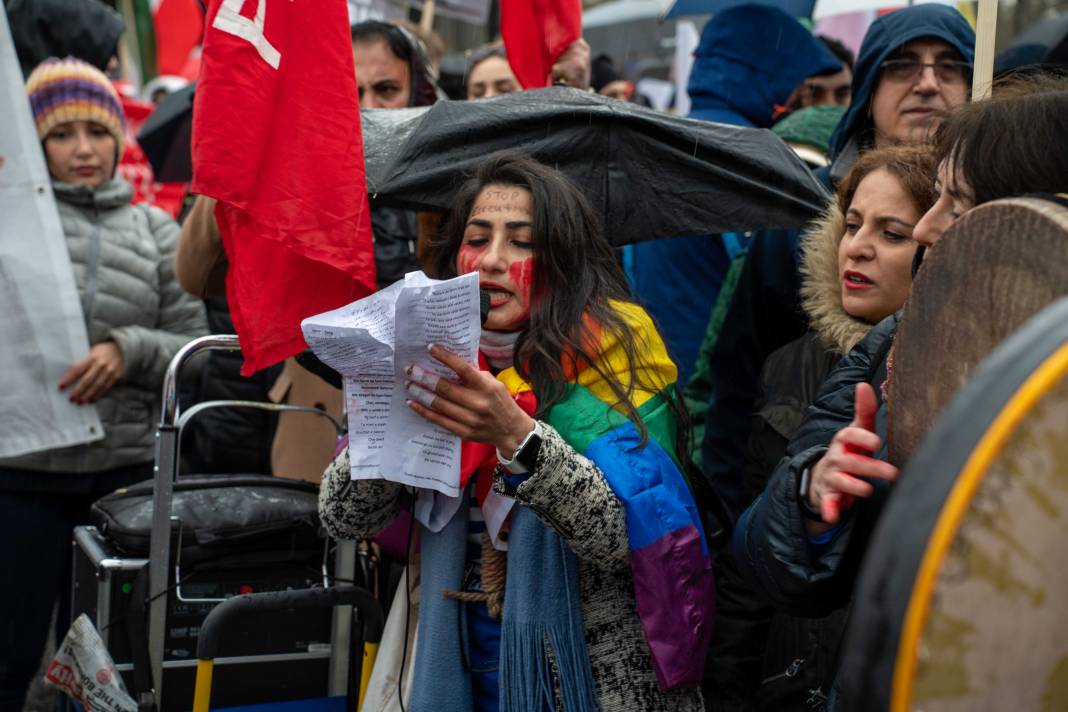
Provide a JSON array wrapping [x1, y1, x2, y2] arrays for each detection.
[[456, 184, 535, 331], [913, 157, 974, 248]]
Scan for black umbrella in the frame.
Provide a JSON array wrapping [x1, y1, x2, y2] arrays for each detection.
[[996, 14, 1068, 74], [137, 83, 195, 183], [361, 86, 830, 245], [7, 0, 124, 77]]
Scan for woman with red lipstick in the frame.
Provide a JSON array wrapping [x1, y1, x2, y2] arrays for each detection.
[[0, 57, 205, 708], [712, 145, 936, 708], [319, 153, 711, 711]]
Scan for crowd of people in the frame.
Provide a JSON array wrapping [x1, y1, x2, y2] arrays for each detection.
[[3, 1, 1068, 711]]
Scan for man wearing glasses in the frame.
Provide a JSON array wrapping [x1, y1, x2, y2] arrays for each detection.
[[871, 41, 971, 145], [826, 4, 975, 184]]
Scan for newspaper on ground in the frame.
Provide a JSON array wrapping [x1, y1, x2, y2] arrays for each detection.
[[302, 271, 480, 496], [44, 614, 136, 712]]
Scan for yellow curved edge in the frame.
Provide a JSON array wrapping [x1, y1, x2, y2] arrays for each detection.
[[192, 659, 214, 712], [358, 641, 379, 710], [891, 341, 1068, 711]]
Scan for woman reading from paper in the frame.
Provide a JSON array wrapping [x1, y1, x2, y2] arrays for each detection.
[[319, 152, 711, 711]]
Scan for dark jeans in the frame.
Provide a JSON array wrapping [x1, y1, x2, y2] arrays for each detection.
[[0, 463, 152, 712]]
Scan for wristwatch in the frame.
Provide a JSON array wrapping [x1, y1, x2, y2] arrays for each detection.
[[797, 462, 826, 522], [498, 420, 544, 473]]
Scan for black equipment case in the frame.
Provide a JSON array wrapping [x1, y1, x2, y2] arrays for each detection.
[[70, 335, 359, 711]]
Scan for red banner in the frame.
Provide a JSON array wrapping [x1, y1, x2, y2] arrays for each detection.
[[192, 0, 376, 375], [500, 0, 582, 89], [153, 0, 204, 77], [116, 95, 185, 218]]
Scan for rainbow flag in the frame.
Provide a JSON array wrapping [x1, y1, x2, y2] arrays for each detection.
[[498, 301, 714, 690]]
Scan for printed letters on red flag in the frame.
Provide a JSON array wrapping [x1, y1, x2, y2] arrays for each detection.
[[192, 0, 376, 375], [500, 0, 582, 89]]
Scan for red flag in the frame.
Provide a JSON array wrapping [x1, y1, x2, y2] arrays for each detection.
[[192, 0, 376, 375], [500, 0, 582, 89], [153, 0, 204, 76]]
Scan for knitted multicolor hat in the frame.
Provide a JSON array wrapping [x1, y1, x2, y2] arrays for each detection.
[[25, 57, 126, 155]]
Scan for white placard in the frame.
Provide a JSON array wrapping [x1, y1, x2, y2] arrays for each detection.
[[0, 11, 103, 458]]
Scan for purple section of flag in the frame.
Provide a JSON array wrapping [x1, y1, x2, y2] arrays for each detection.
[[630, 523, 715, 690]]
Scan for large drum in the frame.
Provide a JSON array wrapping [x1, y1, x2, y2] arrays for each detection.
[[839, 197, 1068, 711]]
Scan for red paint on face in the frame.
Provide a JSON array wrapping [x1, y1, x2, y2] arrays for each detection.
[[509, 257, 534, 292], [504, 257, 535, 326], [457, 244, 481, 275]]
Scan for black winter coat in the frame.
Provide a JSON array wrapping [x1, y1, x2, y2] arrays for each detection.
[[371, 206, 420, 290], [707, 205, 876, 711], [734, 312, 896, 614], [730, 313, 897, 707]]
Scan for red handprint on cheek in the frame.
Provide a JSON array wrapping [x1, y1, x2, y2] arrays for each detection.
[[456, 244, 482, 275]]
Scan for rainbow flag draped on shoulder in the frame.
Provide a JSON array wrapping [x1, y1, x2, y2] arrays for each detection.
[[497, 301, 714, 690]]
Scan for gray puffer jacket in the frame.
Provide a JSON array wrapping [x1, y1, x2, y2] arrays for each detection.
[[2, 179, 207, 473]]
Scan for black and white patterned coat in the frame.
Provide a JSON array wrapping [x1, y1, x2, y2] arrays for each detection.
[[320, 422, 704, 711]]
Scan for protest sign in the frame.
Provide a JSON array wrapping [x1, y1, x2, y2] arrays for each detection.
[[0, 11, 103, 458]]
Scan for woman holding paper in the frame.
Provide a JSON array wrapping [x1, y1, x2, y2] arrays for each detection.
[[319, 153, 710, 711]]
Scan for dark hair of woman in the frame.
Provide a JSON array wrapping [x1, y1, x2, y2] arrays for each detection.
[[836, 144, 939, 217], [466, 42, 507, 74], [351, 20, 414, 64], [429, 152, 674, 444], [934, 73, 1068, 205], [350, 20, 439, 107]]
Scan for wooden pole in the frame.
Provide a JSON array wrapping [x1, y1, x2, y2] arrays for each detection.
[[420, 0, 437, 33], [119, 0, 141, 85], [972, 0, 997, 101]]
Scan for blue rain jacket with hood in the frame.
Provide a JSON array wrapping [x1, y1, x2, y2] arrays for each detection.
[[627, 5, 841, 383], [825, 4, 975, 185]]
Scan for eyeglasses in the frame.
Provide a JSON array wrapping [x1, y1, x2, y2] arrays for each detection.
[[880, 59, 972, 84]]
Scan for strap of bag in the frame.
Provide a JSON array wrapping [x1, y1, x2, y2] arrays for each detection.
[[127, 563, 157, 712]]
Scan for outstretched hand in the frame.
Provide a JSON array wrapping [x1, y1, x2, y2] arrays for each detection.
[[806, 383, 898, 530], [405, 344, 534, 455]]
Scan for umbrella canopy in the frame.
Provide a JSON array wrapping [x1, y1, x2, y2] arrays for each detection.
[[361, 86, 830, 245], [665, 0, 813, 20], [1011, 12, 1068, 48], [136, 82, 194, 183], [6, 0, 125, 77], [664, 0, 958, 21], [995, 14, 1068, 74]]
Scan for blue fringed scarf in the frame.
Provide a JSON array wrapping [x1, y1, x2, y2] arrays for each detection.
[[408, 498, 600, 712]]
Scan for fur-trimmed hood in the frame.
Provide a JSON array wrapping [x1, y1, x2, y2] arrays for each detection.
[[799, 202, 874, 355]]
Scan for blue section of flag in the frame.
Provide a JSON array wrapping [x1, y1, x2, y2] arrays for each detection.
[[585, 420, 708, 557]]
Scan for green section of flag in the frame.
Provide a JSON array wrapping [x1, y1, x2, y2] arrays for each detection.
[[133, 0, 157, 81], [545, 384, 679, 464]]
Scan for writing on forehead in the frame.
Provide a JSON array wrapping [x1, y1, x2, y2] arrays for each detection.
[[470, 203, 529, 217], [481, 189, 521, 202]]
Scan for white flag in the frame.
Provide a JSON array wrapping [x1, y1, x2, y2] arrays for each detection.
[[0, 10, 103, 457]]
